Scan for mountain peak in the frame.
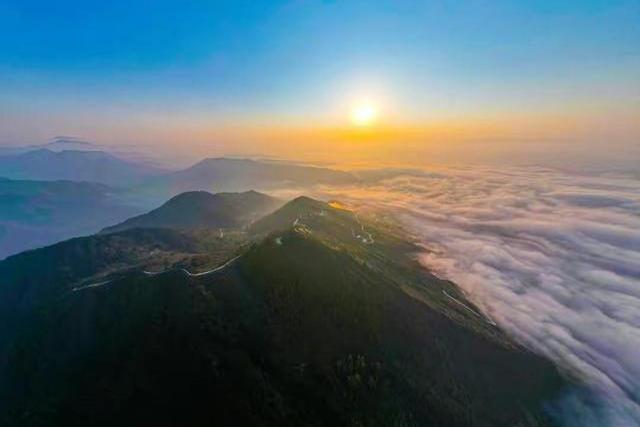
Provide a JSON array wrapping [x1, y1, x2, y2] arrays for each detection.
[[0, 147, 158, 186], [102, 190, 279, 233], [291, 195, 317, 203], [190, 157, 253, 167], [155, 157, 357, 199], [166, 190, 217, 202], [49, 136, 95, 146]]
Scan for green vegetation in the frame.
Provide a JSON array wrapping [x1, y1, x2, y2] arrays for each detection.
[[102, 190, 281, 233], [0, 194, 567, 426]]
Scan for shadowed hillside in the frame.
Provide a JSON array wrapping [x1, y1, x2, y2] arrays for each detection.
[[102, 190, 281, 234], [0, 194, 569, 427]]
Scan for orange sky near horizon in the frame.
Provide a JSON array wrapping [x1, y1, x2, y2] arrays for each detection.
[[77, 108, 636, 169]]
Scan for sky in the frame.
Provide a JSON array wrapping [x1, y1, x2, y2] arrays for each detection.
[[0, 0, 639, 167]]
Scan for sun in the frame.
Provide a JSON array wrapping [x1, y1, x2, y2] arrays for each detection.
[[350, 102, 378, 127]]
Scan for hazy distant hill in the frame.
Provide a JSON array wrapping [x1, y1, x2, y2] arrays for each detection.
[[102, 190, 280, 233], [136, 158, 357, 202], [0, 193, 567, 426], [0, 148, 160, 186], [0, 178, 141, 259], [0, 137, 100, 156], [34, 136, 98, 152]]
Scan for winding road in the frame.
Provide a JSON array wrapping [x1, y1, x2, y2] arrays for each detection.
[[352, 212, 375, 245], [71, 255, 242, 292], [71, 279, 113, 292], [74, 207, 371, 293], [442, 290, 497, 326], [142, 254, 242, 277]]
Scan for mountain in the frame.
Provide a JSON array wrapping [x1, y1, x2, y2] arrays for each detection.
[[0, 178, 142, 259], [0, 195, 568, 426], [135, 158, 358, 203], [0, 149, 161, 186], [102, 190, 281, 233], [173, 157, 357, 188], [37, 136, 98, 152]]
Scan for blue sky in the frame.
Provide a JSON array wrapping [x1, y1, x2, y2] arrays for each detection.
[[0, 0, 638, 156]]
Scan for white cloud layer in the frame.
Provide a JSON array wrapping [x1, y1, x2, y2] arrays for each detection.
[[299, 165, 640, 426]]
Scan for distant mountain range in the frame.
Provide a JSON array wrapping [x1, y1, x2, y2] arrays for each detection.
[[135, 157, 358, 202], [175, 157, 356, 188], [33, 136, 99, 152], [0, 151, 359, 255], [0, 178, 142, 259], [0, 192, 568, 426], [0, 148, 162, 187], [0, 148, 357, 195], [0, 136, 99, 156]]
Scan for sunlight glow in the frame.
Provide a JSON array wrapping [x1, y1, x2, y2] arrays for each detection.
[[350, 103, 378, 127]]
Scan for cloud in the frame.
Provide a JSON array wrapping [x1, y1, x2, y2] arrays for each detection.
[[296, 165, 640, 426]]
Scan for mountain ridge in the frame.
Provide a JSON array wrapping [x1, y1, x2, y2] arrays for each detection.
[[101, 190, 281, 234], [0, 193, 569, 426], [141, 157, 358, 198]]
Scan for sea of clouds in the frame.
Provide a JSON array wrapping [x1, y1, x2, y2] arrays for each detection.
[[296, 164, 640, 426]]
